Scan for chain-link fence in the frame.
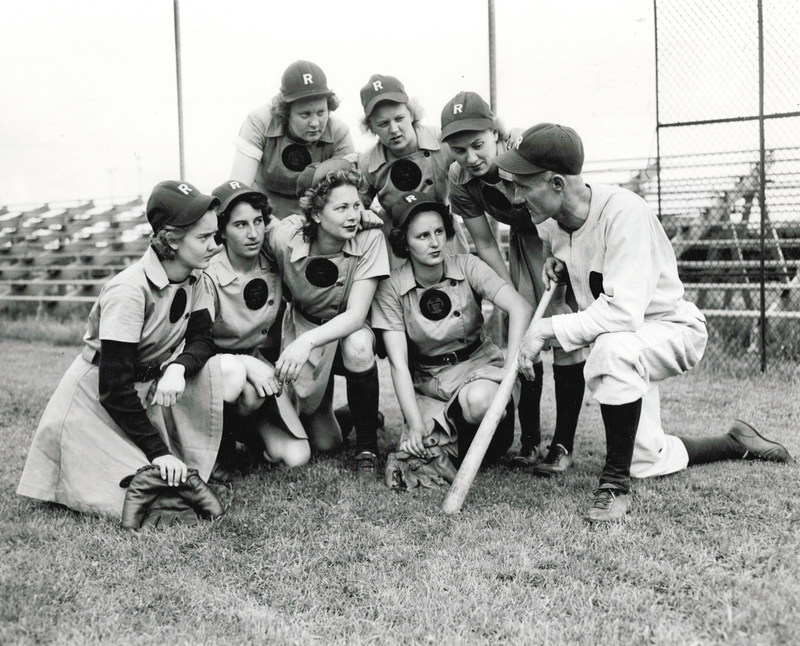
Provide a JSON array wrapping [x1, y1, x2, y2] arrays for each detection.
[[653, 0, 800, 369]]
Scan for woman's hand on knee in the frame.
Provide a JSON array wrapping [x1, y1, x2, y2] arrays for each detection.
[[275, 337, 314, 384], [152, 364, 186, 407], [243, 358, 282, 398], [152, 454, 188, 486]]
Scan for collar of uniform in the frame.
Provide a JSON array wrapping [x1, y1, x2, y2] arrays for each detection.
[[142, 246, 199, 289], [210, 249, 271, 287], [265, 115, 335, 144], [288, 229, 364, 262], [397, 254, 464, 295], [365, 124, 442, 174], [452, 140, 507, 186]]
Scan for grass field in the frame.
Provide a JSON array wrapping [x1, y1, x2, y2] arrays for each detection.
[[1, 338, 799, 645]]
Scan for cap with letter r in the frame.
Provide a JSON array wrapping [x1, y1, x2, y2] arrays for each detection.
[[360, 74, 409, 117], [494, 123, 584, 176], [295, 158, 355, 197], [280, 60, 333, 103], [211, 180, 269, 214], [390, 191, 450, 229], [146, 180, 219, 233], [440, 91, 494, 141]]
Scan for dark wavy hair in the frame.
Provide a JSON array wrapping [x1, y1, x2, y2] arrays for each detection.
[[215, 194, 273, 245], [388, 207, 455, 259], [298, 169, 369, 244], [269, 93, 342, 127]]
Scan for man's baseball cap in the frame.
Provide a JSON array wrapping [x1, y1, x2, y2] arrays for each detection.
[[296, 158, 354, 197], [280, 60, 333, 103], [360, 74, 409, 117], [146, 180, 219, 233], [440, 91, 494, 141], [390, 191, 450, 229], [212, 180, 269, 214], [494, 123, 584, 175]]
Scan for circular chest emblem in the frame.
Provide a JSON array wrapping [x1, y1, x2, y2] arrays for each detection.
[[243, 278, 269, 310], [281, 144, 312, 172], [305, 258, 339, 288], [419, 288, 451, 321], [389, 159, 423, 191], [169, 287, 187, 324]]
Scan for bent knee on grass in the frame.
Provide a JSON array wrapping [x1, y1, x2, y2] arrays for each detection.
[[459, 380, 501, 424], [218, 355, 248, 402], [263, 429, 311, 468]]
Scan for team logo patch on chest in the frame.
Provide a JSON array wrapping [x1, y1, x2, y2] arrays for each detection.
[[281, 144, 312, 172], [589, 271, 605, 300], [305, 258, 339, 287], [243, 278, 269, 310], [419, 288, 452, 321], [390, 159, 423, 191], [169, 287, 188, 323]]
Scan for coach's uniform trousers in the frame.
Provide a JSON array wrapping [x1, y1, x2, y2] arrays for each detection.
[[539, 183, 708, 479]]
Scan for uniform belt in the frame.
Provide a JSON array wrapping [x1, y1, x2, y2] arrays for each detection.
[[295, 304, 334, 327], [83, 347, 165, 383], [415, 338, 482, 367]]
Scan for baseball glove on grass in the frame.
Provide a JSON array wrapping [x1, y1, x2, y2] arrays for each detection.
[[119, 465, 224, 530]]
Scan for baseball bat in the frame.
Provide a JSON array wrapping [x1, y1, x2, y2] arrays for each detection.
[[442, 282, 557, 515]]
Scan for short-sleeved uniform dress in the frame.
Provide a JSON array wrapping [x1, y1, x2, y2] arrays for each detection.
[[203, 249, 306, 439], [448, 144, 583, 362], [264, 215, 390, 414], [358, 124, 470, 261], [234, 106, 355, 219], [17, 247, 225, 518], [370, 253, 517, 451]]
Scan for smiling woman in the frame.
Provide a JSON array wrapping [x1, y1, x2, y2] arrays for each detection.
[[230, 60, 356, 220], [16, 181, 250, 520]]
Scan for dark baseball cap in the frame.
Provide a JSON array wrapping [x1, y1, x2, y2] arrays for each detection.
[[441, 91, 494, 141], [360, 74, 409, 117], [390, 191, 450, 229], [296, 158, 354, 197], [280, 60, 333, 103], [494, 123, 584, 175], [146, 180, 219, 233], [212, 180, 269, 214]]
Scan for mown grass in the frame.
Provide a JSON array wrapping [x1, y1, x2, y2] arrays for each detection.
[[1, 339, 799, 645]]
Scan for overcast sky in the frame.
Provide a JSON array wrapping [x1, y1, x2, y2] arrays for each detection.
[[2, 0, 658, 206]]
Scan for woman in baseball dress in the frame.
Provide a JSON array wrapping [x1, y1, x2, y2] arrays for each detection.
[[17, 181, 248, 518], [370, 191, 533, 467]]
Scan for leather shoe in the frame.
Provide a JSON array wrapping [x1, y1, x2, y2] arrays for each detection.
[[584, 485, 630, 523], [354, 451, 379, 483], [728, 419, 795, 464], [534, 443, 574, 477]]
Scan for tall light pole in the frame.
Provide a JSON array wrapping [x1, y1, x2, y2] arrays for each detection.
[[173, 0, 185, 180]]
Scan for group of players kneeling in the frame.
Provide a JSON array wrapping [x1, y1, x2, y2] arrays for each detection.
[[16, 61, 794, 527]]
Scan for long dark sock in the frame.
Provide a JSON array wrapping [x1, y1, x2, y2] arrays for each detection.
[[518, 363, 543, 452], [551, 361, 585, 452], [452, 400, 514, 465], [679, 434, 745, 465], [345, 364, 379, 455], [599, 399, 642, 495]]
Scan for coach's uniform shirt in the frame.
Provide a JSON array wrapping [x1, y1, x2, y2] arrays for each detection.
[[371, 253, 515, 446], [448, 144, 584, 364], [234, 106, 355, 219], [537, 183, 708, 478], [359, 124, 470, 260], [17, 247, 225, 518], [203, 249, 282, 353], [265, 215, 390, 414]]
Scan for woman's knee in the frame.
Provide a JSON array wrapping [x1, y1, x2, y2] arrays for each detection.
[[218, 355, 247, 402], [459, 381, 499, 424], [340, 329, 375, 373], [280, 440, 311, 468]]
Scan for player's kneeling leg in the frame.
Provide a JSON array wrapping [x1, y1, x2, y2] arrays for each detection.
[[454, 381, 514, 465], [341, 329, 380, 480]]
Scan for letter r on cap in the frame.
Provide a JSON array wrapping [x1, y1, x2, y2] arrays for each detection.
[[453, 103, 463, 114], [404, 194, 417, 203], [372, 80, 383, 92], [178, 183, 192, 195], [229, 181, 241, 189], [513, 135, 523, 149], [303, 73, 313, 85]]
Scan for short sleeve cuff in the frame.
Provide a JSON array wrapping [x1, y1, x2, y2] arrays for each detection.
[[233, 136, 264, 161]]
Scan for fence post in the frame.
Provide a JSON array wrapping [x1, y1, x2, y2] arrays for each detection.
[[757, 0, 767, 372]]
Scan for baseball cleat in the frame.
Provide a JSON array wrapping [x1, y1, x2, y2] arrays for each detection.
[[584, 485, 630, 523], [534, 443, 574, 477], [728, 419, 796, 464], [354, 451, 380, 483], [510, 444, 542, 467]]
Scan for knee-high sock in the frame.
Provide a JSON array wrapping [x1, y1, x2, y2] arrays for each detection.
[[551, 362, 585, 452], [518, 363, 543, 451], [452, 399, 515, 465], [599, 399, 642, 494], [345, 364, 379, 455], [678, 434, 745, 465]]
